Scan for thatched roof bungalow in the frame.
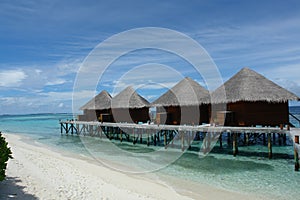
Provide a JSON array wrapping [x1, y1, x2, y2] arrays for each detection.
[[152, 77, 210, 125], [78, 90, 113, 122], [111, 86, 150, 123], [211, 67, 300, 126]]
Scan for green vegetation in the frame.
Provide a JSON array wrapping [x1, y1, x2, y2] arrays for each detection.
[[0, 132, 12, 181]]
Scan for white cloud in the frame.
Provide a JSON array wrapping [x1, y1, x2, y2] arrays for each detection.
[[46, 79, 67, 86], [0, 69, 27, 87]]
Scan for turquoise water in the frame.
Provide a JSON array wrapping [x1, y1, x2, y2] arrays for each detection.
[[0, 108, 300, 199]]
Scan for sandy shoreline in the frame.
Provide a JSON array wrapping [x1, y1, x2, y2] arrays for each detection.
[[0, 133, 267, 200]]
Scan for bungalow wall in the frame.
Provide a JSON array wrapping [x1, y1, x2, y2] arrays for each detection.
[[78, 109, 113, 122], [96, 109, 113, 122], [226, 101, 289, 126], [156, 105, 209, 125], [78, 109, 97, 121], [112, 107, 150, 123]]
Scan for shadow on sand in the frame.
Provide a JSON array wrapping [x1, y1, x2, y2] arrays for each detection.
[[0, 176, 38, 200]]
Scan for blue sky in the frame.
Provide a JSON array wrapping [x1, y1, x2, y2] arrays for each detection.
[[0, 0, 300, 114]]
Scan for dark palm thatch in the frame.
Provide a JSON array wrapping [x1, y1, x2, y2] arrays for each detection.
[[211, 67, 300, 103], [152, 77, 210, 106], [111, 86, 150, 108], [80, 90, 112, 110]]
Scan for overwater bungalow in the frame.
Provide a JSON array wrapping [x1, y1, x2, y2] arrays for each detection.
[[152, 77, 210, 125], [78, 90, 113, 122], [211, 67, 300, 126], [111, 86, 150, 123]]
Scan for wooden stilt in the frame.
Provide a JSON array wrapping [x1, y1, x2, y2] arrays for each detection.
[[246, 133, 249, 146], [120, 129, 123, 142], [263, 133, 266, 145], [147, 130, 150, 146], [233, 132, 238, 157], [133, 128, 135, 144], [164, 131, 167, 149], [187, 131, 192, 150], [278, 133, 282, 146], [109, 127, 112, 140], [268, 133, 272, 159], [99, 126, 103, 138], [76, 124, 79, 135], [181, 132, 184, 151], [151, 135, 154, 144], [171, 131, 174, 147], [66, 123, 69, 135], [227, 132, 231, 146], [219, 133, 223, 148], [295, 135, 299, 171], [283, 133, 287, 145]]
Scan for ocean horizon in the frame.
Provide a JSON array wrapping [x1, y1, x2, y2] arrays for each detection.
[[0, 106, 300, 199]]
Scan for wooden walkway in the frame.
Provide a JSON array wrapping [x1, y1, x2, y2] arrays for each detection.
[[59, 120, 300, 171]]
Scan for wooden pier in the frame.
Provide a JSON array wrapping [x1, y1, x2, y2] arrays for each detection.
[[60, 120, 300, 169]]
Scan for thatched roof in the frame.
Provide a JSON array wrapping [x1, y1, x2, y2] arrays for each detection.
[[111, 86, 150, 109], [80, 90, 112, 110], [152, 77, 210, 107], [211, 67, 300, 103]]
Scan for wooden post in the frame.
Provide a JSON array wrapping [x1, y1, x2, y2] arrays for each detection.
[[147, 130, 150, 146], [181, 132, 184, 151], [278, 133, 282, 146], [60, 123, 63, 135], [120, 129, 123, 142], [71, 124, 74, 135], [227, 132, 231, 146], [66, 123, 69, 135], [164, 131, 167, 149], [283, 133, 287, 145], [295, 135, 299, 171], [109, 127, 112, 140], [171, 130, 174, 147], [219, 133, 223, 148], [233, 132, 238, 157], [91, 125, 94, 136], [263, 133, 266, 145], [99, 126, 103, 138], [133, 128, 135, 144], [140, 131, 143, 144], [76, 124, 79, 135], [187, 131, 191, 150], [268, 133, 272, 159], [246, 133, 249, 146]]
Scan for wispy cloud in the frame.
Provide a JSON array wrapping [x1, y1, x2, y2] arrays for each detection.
[[0, 69, 27, 87]]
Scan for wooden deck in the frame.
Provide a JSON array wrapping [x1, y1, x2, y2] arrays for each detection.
[[59, 120, 300, 171]]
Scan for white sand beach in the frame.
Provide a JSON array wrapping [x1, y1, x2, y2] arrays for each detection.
[[0, 133, 268, 200]]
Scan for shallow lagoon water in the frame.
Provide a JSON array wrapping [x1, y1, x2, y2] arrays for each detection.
[[0, 108, 300, 199]]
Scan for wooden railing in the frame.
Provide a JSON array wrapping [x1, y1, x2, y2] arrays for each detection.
[[289, 113, 300, 127]]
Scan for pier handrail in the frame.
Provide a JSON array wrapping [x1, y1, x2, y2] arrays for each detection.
[[289, 113, 300, 126]]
